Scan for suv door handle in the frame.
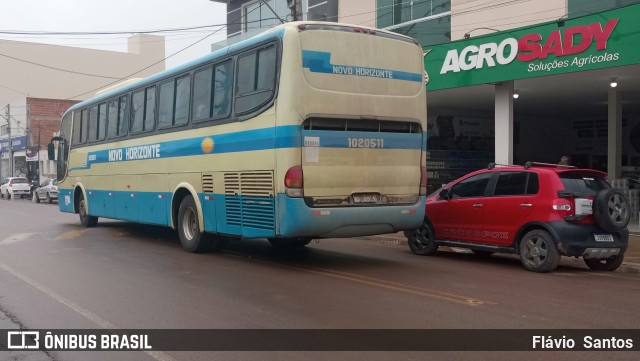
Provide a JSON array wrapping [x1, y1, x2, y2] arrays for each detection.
[[473, 203, 483, 208], [520, 203, 532, 207]]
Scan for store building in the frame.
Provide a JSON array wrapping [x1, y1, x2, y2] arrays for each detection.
[[419, 1, 640, 195]]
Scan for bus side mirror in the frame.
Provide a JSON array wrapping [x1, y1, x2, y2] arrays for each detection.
[[47, 143, 56, 160]]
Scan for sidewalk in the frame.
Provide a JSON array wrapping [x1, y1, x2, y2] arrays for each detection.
[[365, 230, 640, 273]]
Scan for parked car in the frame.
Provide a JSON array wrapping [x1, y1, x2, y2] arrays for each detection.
[[406, 162, 630, 272], [0, 177, 31, 199], [33, 178, 58, 204]]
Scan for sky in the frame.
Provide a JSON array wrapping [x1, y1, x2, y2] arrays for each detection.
[[0, 0, 228, 68]]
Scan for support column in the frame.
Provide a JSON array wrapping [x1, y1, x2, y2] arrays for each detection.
[[495, 81, 514, 164], [608, 89, 622, 179]]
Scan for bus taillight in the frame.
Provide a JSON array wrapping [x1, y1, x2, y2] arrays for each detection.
[[420, 166, 427, 196], [285, 166, 304, 197]]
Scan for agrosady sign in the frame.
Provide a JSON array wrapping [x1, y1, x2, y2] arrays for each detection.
[[424, 4, 640, 90]]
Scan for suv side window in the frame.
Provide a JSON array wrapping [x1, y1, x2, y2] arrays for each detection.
[[494, 172, 539, 196], [450, 173, 492, 198]]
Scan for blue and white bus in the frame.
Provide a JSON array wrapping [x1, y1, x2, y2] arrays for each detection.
[[51, 21, 428, 252]]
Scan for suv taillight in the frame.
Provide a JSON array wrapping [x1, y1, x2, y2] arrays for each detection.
[[285, 166, 303, 197], [552, 198, 573, 216]]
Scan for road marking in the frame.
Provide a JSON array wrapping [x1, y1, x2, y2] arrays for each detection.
[[0, 262, 177, 361], [0, 233, 34, 245], [225, 252, 496, 307], [55, 229, 87, 240], [111, 228, 133, 237], [588, 271, 640, 281], [301, 265, 497, 306]]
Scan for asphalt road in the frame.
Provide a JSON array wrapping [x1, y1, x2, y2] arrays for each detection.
[[0, 197, 639, 361]]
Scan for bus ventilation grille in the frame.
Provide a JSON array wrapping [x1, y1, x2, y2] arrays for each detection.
[[224, 171, 275, 231], [202, 173, 214, 193]]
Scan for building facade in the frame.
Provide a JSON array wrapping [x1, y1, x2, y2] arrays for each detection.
[[210, 0, 376, 48], [0, 34, 166, 182]]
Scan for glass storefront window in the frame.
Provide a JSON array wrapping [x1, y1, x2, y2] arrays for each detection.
[[393, 15, 451, 46], [377, 0, 451, 46], [243, 0, 290, 32], [568, 0, 640, 18], [377, 0, 451, 28]]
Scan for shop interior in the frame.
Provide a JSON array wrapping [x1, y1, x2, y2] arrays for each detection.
[[426, 63, 640, 192]]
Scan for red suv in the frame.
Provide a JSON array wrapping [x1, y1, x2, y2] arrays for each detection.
[[406, 162, 630, 272]]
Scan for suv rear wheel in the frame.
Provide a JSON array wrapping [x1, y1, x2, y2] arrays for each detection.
[[407, 219, 438, 256], [519, 229, 560, 272], [584, 254, 624, 271]]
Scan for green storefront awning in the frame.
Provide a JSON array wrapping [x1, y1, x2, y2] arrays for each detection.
[[423, 4, 640, 91]]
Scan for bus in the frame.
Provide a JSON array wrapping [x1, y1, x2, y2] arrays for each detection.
[[49, 21, 428, 253]]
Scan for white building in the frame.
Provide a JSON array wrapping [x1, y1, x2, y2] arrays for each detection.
[[0, 34, 166, 181]]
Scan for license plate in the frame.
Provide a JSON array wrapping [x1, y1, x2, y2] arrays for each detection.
[[594, 234, 614, 242], [352, 193, 380, 204]]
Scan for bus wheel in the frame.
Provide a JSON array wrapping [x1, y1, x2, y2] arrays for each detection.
[[78, 193, 98, 227], [178, 195, 211, 253]]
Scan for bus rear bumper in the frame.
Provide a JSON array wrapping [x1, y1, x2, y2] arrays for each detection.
[[277, 194, 426, 239]]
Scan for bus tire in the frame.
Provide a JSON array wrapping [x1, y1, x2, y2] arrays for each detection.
[[78, 193, 98, 227], [178, 195, 211, 253]]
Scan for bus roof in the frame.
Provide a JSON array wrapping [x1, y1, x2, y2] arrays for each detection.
[[65, 21, 420, 115]]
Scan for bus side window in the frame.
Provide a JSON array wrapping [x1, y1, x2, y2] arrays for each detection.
[[159, 80, 175, 128], [213, 61, 232, 118], [159, 74, 190, 128], [117, 95, 129, 136], [174, 74, 191, 126], [107, 99, 119, 138], [192, 66, 213, 122], [97, 103, 107, 141], [234, 45, 276, 115], [107, 95, 129, 138], [144, 86, 156, 131], [131, 90, 145, 132], [88, 105, 98, 142], [256, 47, 276, 91], [73, 108, 88, 145], [131, 86, 156, 133]]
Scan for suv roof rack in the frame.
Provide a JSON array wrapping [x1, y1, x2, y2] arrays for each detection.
[[524, 161, 576, 169], [487, 162, 517, 169]]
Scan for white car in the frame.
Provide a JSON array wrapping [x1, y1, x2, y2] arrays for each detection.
[[34, 178, 58, 204], [0, 177, 31, 199]]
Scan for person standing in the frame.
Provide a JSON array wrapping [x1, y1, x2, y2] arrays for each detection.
[[558, 155, 571, 166]]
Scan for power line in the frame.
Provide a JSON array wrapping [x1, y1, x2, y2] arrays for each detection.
[[0, 23, 233, 36], [64, 31, 218, 100], [0, 53, 121, 80], [64, 5, 264, 100], [0, 82, 29, 96]]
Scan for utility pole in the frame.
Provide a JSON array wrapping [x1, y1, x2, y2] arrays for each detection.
[[287, 0, 302, 21], [5, 104, 12, 177]]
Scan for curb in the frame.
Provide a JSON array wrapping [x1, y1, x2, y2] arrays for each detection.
[[358, 233, 640, 274]]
